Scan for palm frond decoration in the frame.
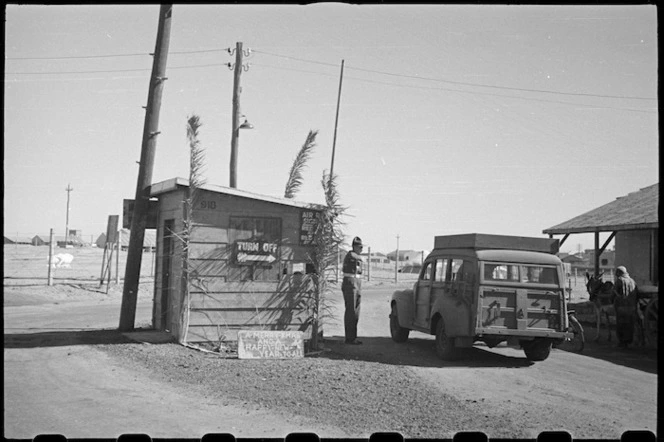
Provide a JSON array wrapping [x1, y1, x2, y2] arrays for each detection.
[[180, 113, 206, 344], [306, 169, 346, 351], [284, 130, 318, 199]]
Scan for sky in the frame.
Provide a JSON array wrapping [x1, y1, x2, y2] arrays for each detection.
[[4, 4, 659, 255]]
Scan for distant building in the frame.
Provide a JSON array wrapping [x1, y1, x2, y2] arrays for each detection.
[[386, 249, 429, 264], [4, 236, 32, 245], [118, 228, 156, 252], [361, 251, 391, 264]]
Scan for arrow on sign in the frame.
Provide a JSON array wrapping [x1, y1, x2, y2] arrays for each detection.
[[237, 253, 276, 263]]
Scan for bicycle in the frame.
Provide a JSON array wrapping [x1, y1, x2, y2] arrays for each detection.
[[563, 309, 585, 352], [552, 289, 585, 353]]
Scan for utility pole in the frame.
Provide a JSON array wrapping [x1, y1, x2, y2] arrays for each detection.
[[229, 42, 244, 188], [329, 59, 344, 178], [119, 4, 172, 332], [395, 234, 400, 283], [48, 229, 54, 286], [65, 184, 73, 246]]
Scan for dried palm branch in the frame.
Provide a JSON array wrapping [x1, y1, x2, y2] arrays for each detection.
[[284, 130, 318, 199], [180, 114, 206, 344]]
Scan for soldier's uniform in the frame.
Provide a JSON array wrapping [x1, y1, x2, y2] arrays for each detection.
[[342, 237, 364, 344]]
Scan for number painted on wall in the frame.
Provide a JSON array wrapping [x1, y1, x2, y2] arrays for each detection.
[[200, 200, 217, 210]]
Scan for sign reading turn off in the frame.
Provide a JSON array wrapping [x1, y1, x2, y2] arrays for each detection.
[[237, 330, 304, 359]]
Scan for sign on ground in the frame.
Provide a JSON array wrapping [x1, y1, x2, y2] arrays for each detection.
[[237, 330, 304, 359]]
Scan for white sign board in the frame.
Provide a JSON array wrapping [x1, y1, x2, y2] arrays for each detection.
[[237, 330, 304, 359]]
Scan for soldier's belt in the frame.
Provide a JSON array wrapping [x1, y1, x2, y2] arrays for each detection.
[[343, 273, 361, 278]]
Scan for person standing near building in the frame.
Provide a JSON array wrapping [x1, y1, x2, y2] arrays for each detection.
[[613, 265, 638, 348], [342, 236, 364, 345]]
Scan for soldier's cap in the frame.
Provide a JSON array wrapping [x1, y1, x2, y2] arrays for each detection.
[[352, 237, 363, 247], [616, 266, 627, 274]]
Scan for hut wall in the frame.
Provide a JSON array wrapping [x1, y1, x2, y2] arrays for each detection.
[[155, 188, 322, 344], [615, 230, 657, 286]]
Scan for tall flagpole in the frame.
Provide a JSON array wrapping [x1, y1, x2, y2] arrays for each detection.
[[329, 59, 344, 178]]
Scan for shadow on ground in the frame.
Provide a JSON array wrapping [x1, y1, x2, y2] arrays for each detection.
[[318, 333, 658, 374], [4, 328, 173, 349], [565, 324, 658, 375], [316, 335, 535, 368]]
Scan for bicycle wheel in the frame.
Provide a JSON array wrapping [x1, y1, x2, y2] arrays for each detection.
[[567, 314, 585, 353]]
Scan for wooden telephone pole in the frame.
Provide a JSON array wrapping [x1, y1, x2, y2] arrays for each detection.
[[229, 42, 244, 188], [119, 4, 173, 332]]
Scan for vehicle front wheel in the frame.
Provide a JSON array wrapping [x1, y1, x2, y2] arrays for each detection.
[[390, 304, 410, 343], [435, 319, 458, 360], [523, 339, 552, 362]]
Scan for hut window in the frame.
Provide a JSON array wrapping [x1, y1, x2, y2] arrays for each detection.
[[229, 216, 282, 281]]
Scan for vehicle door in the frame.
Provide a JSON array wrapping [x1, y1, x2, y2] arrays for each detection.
[[446, 258, 475, 335], [413, 260, 435, 327]]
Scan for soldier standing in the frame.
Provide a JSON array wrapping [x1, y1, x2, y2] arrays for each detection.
[[342, 236, 364, 345]]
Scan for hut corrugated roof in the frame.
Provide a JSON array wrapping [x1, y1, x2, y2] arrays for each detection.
[[543, 183, 658, 234]]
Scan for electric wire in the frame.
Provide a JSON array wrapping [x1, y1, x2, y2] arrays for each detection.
[[5, 47, 656, 103]]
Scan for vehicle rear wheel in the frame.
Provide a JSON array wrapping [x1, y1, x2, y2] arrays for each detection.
[[523, 339, 552, 362], [435, 319, 458, 360], [390, 304, 410, 343]]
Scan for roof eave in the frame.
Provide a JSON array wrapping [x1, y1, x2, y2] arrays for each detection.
[[543, 222, 659, 235]]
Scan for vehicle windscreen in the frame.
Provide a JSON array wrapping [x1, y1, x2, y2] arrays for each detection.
[[483, 262, 559, 285]]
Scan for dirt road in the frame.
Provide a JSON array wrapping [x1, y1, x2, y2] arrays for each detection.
[[3, 282, 658, 439]]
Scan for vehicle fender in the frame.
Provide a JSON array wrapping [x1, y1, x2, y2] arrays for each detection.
[[430, 298, 470, 337], [391, 289, 415, 328]]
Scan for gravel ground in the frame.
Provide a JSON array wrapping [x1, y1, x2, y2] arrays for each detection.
[[99, 339, 519, 438]]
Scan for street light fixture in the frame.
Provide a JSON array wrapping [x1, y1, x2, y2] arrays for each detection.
[[230, 113, 254, 188], [239, 115, 254, 130]]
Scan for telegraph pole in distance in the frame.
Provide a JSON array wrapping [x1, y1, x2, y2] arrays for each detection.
[[229, 42, 244, 188], [119, 4, 173, 332], [395, 234, 400, 283], [64, 183, 73, 246]]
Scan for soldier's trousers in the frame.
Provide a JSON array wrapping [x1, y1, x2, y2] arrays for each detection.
[[341, 277, 362, 342]]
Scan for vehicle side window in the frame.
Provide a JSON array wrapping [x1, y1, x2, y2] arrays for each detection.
[[436, 259, 448, 282], [451, 259, 464, 281], [421, 261, 433, 281]]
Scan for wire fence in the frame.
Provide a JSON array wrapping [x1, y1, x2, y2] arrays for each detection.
[[3, 243, 156, 283]]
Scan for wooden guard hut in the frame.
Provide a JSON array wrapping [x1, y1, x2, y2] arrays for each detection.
[[149, 177, 325, 345]]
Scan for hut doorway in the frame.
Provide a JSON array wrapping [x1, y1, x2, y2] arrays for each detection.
[[160, 219, 175, 330]]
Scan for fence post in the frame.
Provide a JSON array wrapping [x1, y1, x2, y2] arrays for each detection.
[[115, 229, 121, 284], [47, 229, 54, 286]]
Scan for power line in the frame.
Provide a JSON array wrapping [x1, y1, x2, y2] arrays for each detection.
[[255, 50, 656, 101], [251, 63, 656, 114], [5, 48, 226, 60], [4, 62, 229, 75], [5, 47, 657, 103]]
